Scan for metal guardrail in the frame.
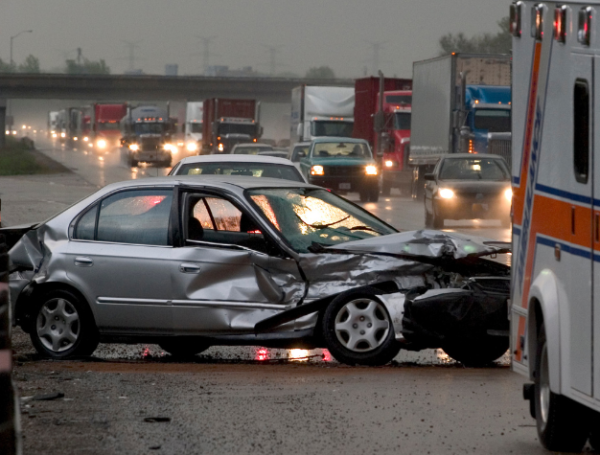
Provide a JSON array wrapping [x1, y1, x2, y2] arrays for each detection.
[[487, 132, 512, 167], [0, 232, 19, 454]]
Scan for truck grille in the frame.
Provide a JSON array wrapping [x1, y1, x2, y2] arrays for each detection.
[[487, 133, 511, 168], [141, 137, 160, 151], [326, 165, 364, 177]]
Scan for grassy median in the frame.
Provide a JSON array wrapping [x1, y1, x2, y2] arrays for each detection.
[[0, 137, 68, 176]]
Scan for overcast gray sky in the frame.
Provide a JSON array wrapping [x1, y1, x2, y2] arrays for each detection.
[[1, 0, 509, 78]]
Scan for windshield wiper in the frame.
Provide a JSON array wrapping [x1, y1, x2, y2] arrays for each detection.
[[345, 225, 383, 235], [294, 213, 351, 229]]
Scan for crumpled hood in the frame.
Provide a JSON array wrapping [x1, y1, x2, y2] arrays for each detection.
[[327, 230, 509, 260]]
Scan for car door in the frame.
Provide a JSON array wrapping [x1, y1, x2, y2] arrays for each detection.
[[169, 190, 306, 334], [65, 187, 177, 335]]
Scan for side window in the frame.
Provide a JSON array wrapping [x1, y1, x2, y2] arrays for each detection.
[[185, 194, 271, 254], [96, 189, 173, 246], [574, 79, 590, 184], [73, 205, 97, 240]]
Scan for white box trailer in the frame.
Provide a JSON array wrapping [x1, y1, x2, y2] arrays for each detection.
[[290, 86, 354, 143], [510, 1, 600, 451], [185, 101, 203, 153]]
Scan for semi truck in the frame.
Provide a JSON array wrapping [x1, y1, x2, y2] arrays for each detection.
[[409, 53, 511, 198], [509, 1, 600, 452], [184, 101, 203, 153], [93, 103, 128, 150], [120, 105, 175, 167], [290, 85, 354, 143], [353, 76, 413, 195], [202, 98, 262, 154]]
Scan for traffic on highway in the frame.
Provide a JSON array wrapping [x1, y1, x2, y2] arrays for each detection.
[[3, 1, 599, 454]]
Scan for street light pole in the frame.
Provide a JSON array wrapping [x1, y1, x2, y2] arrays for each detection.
[[9, 29, 32, 66]]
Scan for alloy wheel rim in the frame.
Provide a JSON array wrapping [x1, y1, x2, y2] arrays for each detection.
[[539, 343, 550, 429], [36, 298, 80, 353], [334, 298, 390, 353]]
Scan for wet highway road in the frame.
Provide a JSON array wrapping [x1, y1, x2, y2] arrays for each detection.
[[5, 138, 545, 455]]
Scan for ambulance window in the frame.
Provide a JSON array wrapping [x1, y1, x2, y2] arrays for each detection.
[[574, 79, 590, 184]]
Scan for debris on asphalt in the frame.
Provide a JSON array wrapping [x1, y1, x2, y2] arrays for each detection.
[[144, 417, 171, 423]]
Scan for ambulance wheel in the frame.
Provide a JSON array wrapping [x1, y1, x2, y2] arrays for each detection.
[[442, 336, 508, 366], [321, 288, 400, 366], [534, 323, 591, 452]]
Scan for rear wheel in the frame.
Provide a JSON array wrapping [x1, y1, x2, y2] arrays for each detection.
[[534, 323, 590, 452], [322, 288, 400, 366], [30, 289, 99, 359], [442, 336, 508, 366]]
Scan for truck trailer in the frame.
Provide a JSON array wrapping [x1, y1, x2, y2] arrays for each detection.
[[184, 101, 203, 153], [353, 76, 413, 195], [291, 85, 354, 143], [202, 99, 261, 154], [409, 53, 511, 198]]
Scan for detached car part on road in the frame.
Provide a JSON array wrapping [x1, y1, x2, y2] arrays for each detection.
[[3, 176, 510, 366]]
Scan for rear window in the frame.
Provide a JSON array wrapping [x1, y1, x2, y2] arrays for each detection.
[[233, 146, 273, 155], [175, 162, 304, 182]]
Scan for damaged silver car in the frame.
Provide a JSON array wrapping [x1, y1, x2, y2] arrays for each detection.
[[4, 176, 510, 366]]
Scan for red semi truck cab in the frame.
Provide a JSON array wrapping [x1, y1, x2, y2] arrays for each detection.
[[353, 78, 413, 196], [380, 90, 412, 196], [93, 103, 128, 151]]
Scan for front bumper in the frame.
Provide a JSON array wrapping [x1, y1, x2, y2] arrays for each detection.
[[308, 175, 378, 192], [435, 195, 510, 220], [132, 151, 171, 163]]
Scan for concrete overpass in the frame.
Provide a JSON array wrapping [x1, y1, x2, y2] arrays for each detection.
[[0, 73, 354, 103]]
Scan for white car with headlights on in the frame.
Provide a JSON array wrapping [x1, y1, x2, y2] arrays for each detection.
[[423, 153, 512, 228]]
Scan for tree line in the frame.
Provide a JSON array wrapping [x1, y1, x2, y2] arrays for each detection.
[[0, 55, 110, 75]]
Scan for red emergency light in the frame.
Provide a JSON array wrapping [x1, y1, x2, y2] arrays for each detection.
[[531, 4, 546, 41], [578, 6, 593, 46], [510, 1, 524, 37], [554, 5, 568, 43]]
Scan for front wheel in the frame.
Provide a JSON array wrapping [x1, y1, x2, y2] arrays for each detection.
[[442, 336, 508, 366], [432, 203, 444, 229], [30, 289, 99, 359], [534, 323, 591, 452], [359, 190, 369, 202], [321, 289, 400, 366], [368, 186, 379, 202]]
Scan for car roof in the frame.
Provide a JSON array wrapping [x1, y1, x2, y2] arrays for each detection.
[[232, 143, 273, 148], [310, 137, 368, 144], [100, 175, 319, 194], [292, 142, 311, 147], [440, 153, 507, 160], [176, 154, 295, 166]]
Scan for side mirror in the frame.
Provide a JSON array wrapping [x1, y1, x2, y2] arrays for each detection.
[[424, 173, 435, 181]]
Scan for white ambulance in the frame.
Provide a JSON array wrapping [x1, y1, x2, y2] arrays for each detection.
[[511, 1, 600, 451]]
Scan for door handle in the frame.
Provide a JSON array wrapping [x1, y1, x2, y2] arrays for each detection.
[[180, 263, 201, 274], [74, 257, 93, 267]]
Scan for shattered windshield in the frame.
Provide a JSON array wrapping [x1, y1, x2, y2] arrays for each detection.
[[247, 188, 396, 253]]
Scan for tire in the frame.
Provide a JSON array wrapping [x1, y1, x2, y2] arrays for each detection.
[[534, 323, 590, 452], [381, 180, 391, 197], [425, 205, 433, 228], [369, 186, 379, 202], [321, 288, 400, 366], [442, 336, 508, 366], [30, 289, 99, 359], [359, 190, 369, 202], [432, 203, 444, 229], [130, 158, 138, 167], [159, 339, 210, 358]]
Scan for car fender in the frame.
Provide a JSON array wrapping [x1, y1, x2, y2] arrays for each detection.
[[527, 269, 561, 393], [376, 292, 406, 340]]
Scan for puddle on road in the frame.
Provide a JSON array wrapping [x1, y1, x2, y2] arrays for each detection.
[[91, 344, 510, 367]]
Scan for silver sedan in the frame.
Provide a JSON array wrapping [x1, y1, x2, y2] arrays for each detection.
[[5, 176, 510, 366]]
